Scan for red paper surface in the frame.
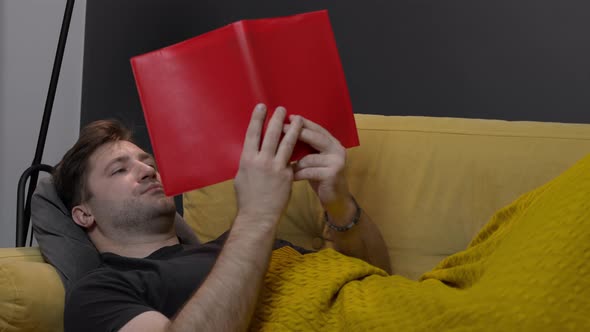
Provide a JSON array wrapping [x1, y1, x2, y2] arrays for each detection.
[[131, 10, 358, 196]]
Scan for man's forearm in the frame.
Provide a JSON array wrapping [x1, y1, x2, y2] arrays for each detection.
[[169, 214, 277, 332], [325, 200, 392, 274]]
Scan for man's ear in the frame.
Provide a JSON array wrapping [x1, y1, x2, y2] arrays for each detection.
[[71, 204, 95, 228]]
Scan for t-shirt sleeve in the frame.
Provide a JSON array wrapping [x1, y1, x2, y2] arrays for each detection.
[[273, 238, 315, 254], [64, 270, 155, 332]]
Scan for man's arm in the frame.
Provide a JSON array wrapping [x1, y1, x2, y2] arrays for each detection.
[[323, 196, 392, 274], [120, 104, 303, 332], [284, 116, 392, 274], [120, 216, 277, 332]]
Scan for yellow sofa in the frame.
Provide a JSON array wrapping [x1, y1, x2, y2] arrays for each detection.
[[2, 114, 590, 331]]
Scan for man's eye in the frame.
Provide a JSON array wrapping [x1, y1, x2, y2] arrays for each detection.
[[111, 168, 126, 175]]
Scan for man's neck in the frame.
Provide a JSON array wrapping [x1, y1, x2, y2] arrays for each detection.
[[91, 229, 180, 258]]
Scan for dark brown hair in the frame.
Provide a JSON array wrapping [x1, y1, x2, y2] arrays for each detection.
[[53, 119, 132, 210]]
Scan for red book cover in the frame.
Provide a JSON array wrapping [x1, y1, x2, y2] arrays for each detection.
[[131, 10, 358, 196]]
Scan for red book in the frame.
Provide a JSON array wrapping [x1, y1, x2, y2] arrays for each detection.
[[131, 10, 358, 196]]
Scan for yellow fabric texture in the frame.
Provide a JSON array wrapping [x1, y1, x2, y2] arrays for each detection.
[[184, 114, 590, 280], [252, 154, 590, 331], [0, 248, 64, 332]]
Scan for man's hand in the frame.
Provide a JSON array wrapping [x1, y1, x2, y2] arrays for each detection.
[[283, 116, 354, 223], [284, 116, 392, 273], [235, 104, 303, 224]]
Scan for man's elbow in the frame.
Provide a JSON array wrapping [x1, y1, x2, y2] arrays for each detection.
[[118, 311, 171, 332]]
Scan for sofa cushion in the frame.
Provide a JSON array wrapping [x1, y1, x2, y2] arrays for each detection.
[[0, 257, 64, 332], [183, 114, 590, 280]]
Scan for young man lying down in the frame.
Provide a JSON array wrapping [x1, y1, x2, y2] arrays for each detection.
[[56, 104, 390, 331], [57, 104, 589, 331]]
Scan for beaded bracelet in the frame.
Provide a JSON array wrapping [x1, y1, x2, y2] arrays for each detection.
[[324, 196, 361, 232]]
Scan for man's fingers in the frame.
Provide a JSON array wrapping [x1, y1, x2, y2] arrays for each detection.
[[293, 167, 331, 182], [275, 116, 303, 165], [283, 125, 332, 152], [290, 115, 334, 139], [260, 106, 287, 156], [293, 154, 333, 171], [242, 104, 267, 154]]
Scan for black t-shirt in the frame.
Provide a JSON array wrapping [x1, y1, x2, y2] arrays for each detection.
[[64, 233, 310, 332]]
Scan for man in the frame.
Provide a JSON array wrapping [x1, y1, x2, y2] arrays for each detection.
[[56, 104, 391, 331]]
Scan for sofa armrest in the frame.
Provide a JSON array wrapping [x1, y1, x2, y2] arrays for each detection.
[[0, 247, 64, 332], [0, 247, 45, 263]]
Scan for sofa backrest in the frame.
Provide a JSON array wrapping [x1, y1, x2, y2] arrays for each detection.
[[183, 114, 590, 279]]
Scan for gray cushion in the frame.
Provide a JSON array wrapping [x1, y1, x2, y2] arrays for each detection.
[[31, 177, 199, 290]]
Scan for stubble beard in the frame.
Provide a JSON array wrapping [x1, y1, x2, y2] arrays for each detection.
[[108, 195, 177, 236]]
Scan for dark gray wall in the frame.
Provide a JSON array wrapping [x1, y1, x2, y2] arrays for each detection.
[[82, 1, 590, 210], [82, 0, 590, 128]]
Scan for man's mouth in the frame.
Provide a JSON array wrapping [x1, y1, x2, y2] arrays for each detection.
[[143, 183, 164, 194]]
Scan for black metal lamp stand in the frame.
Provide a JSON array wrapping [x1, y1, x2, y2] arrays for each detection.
[[16, 0, 76, 247]]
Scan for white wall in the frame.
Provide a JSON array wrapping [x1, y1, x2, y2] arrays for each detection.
[[0, 0, 86, 247]]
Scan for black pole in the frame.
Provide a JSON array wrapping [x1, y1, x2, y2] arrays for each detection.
[[16, 165, 54, 247], [17, 0, 76, 246]]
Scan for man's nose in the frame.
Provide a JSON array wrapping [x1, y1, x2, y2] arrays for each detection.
[[138, 162, 157, 181]]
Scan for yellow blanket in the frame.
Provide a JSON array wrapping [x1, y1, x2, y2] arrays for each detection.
[[251, 155, 590, 331]]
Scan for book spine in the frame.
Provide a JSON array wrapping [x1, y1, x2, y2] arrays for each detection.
[[233, 21, 266, 103]]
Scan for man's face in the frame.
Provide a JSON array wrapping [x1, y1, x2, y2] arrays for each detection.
[[81, 140, 176, 237]]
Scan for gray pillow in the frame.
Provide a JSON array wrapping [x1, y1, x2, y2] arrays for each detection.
[[31, 177, 199, 290]]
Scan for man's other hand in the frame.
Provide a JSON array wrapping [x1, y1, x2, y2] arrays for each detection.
[[283, 116, 354, 222]]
